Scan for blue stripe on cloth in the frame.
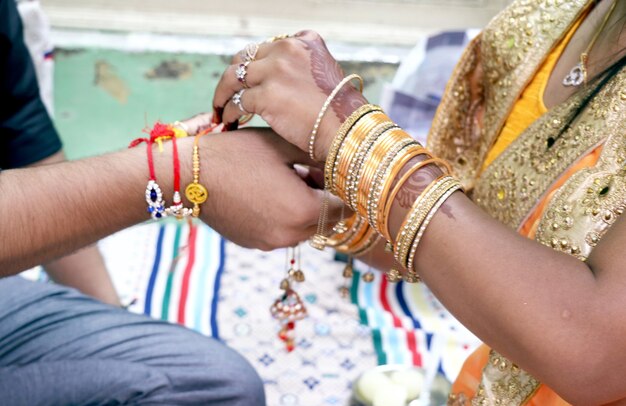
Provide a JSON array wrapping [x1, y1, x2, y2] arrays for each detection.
[[396, 281, 422, 330], [144, 224, 165, 316], [210, 237, 226, 339]]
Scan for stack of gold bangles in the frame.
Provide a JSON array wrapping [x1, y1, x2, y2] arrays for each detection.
[[320, 104, 462, 283]]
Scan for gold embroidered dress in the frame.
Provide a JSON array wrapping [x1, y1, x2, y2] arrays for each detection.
[[425, 0, 626, 404]]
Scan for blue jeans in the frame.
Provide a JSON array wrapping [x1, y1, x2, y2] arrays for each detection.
[[0, 276, 265, 405]]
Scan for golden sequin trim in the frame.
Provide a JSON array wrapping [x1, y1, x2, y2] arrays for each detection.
[[472, 84, 599, 229], [429, 0, 589, 192], [472, 350, 540, 406], [536, 74, 626, 260], [439, 1, 613, 405]]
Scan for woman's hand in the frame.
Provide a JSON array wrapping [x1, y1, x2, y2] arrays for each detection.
[[211, 31, 367, 161], [196, 127, 342, 250]]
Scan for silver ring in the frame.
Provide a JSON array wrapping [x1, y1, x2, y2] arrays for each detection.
[[235, 61, 250, 88], [232, 89, 248, 113], [238, 43, 259, 63]]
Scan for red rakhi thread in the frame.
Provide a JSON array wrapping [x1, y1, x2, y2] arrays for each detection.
[[129, 123, 175, 219], [130, 120, 219, 220]]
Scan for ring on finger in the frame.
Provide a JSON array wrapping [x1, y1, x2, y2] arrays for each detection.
[[232, 89, 249, 113], [235, 61, 250, 88], [265, 33, 292, 43], [239, 43, 259, 63]]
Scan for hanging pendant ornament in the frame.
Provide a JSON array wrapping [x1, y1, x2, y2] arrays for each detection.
[[385, 267, 403, 283], [339, 257, 354, 299], [562, 0, 618, 88], [332, 221, 348, 234], [309, 234, 327, 250], [270, 288, 307, 352], [332, 204, 349, 234], [270, 246, 307, 352], [310, 190, 330, 250], [562, 60, 586, 87], [342, 260, 354, 279]]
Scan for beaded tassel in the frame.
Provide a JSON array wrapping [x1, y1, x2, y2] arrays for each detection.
[[270, 246, 307, 352]]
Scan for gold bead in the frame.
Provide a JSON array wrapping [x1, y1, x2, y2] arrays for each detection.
[[385, 268, 402, 283], [332, 221, 348, 234], [403, 272, 421, 283], [309, 234, 327, 250], [293, 270, 305, 283], [361, 271, 375, 283], [280, 278, 290, 290], [342, 264, 353, 279]]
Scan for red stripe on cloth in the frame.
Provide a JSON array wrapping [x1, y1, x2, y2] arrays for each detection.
[[379, 277, 403, 328], [406, 330, 422, 366], [379, 277, 422, 366], [178, 224, 198, 324]]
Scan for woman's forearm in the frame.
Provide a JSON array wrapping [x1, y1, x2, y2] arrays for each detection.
[[387, 185, 622, 402]]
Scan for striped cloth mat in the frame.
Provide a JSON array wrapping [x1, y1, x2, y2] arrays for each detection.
[[101, 220, 224, 338], [350, 265, 480, 382], [94, 221, 480, 405]]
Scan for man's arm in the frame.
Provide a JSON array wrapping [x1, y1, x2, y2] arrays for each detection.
[[0, 126, 340, 277], [27, 150, 120, 306], [0, 144, 149, 276]]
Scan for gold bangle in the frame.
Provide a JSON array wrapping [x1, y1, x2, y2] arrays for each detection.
[[367, 140, 421, 235], [382, 155, 453, 230], [336, 112, 388, 189], [395, 176, 457, 269], [405, 180, 462, 272], [356, 129, 412, 218], [184, 133, 209, 217], [346, 121, 397, 211], [325, 104, 382, 193], [348, 228, 380, 256], [335, 216, 370, 253], [324, 214, 360, 247], [377, 144, 430, 241], [335, 112, 388, 201], [383, 156, 446, 223], [394, 175, 456, 268], [309, 74, 364, 161]]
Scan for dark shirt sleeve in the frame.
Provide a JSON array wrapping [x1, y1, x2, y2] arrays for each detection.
[[0, 0, 62, 169]]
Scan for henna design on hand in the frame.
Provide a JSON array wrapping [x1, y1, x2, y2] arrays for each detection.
[[395, 161, 456, 220], [297, 37, 367, 121], [396, 164, 441, 208]]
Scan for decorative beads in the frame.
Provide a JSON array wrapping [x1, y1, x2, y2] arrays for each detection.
[[145, 180, 167, 220]]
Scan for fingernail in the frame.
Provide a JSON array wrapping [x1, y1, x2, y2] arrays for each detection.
[[212, 107, 223, 124], [224, 121, 239, 131]]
